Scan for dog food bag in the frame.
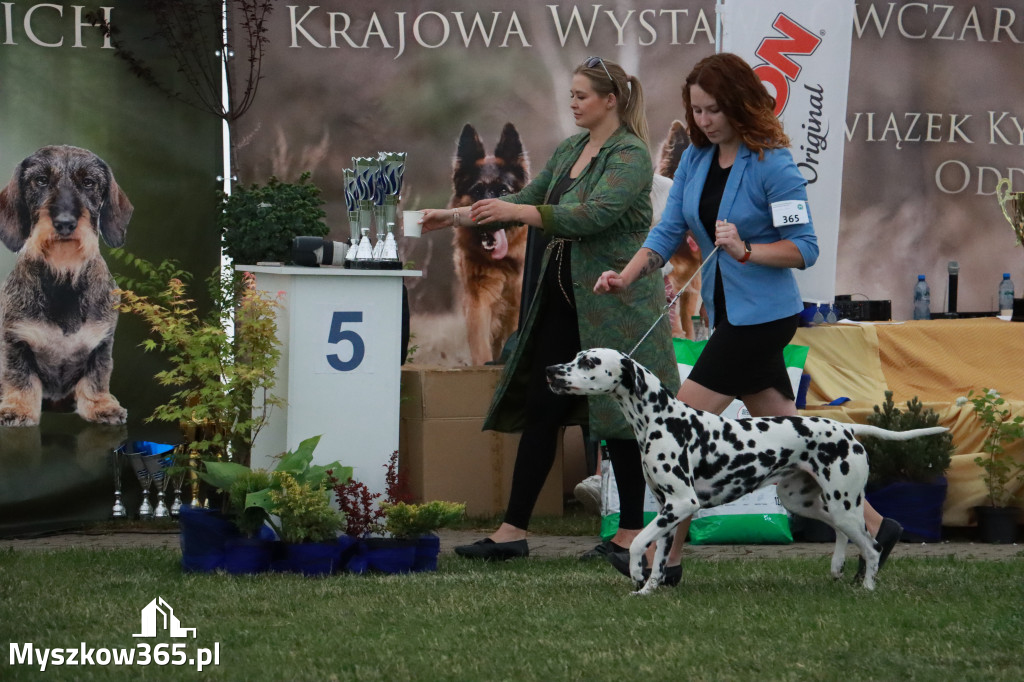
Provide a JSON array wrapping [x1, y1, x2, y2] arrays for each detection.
[[689, 485, 793, 545], [674, 338, 807, 544]]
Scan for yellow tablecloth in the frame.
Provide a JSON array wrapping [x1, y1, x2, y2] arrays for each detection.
[[794, 319, 1024, 526], [795, 318, 1024, 406]]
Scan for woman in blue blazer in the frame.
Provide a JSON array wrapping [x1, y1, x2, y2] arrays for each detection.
[[596, 52, 901, 583]]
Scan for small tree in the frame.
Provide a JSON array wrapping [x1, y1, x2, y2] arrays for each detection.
[[111, 250, 283, 465], [88, 1, 273, 178], [963, 389, 1024, 508], [861, 391, 954, 485]]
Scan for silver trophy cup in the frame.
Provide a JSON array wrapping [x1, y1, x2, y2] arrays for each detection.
[[128, 452, 155, 519]]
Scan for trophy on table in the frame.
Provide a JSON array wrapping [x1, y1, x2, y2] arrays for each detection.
[[147, 454, 171, 518], [128, 450, 155, 519], [167, 449, 189, 516], [353, 157, 379, 268], [111, 445, 128, 519], [378, 151, 406, 269], [343, 168, 360, 269], [996, 178, 1024, 247]]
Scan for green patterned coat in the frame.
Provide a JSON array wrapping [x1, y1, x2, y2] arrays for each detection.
[[482, 126, 680, 441]]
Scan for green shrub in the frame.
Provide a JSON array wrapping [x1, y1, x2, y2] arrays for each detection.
[[861, 391, 954, 485], [219, 172, 327, 265], [380, 500, 466, 538], [269, 471, 345, 544], [963, 388, 1024, 507]]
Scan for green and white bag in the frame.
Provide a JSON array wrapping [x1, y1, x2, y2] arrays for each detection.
[[600, 338, 808, 544]]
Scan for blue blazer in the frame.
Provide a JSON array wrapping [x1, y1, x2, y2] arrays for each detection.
[[644, 142, 819, 327]]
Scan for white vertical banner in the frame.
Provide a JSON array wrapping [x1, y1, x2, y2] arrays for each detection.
[[718, 0, 855, 306]]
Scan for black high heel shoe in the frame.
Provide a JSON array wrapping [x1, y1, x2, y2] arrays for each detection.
[[606, 551, 682, 587]]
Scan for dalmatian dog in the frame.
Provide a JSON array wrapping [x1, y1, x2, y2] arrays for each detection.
[[546, 348, 948, 595]]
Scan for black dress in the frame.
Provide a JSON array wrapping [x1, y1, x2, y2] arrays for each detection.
[[686, 148, 798, 400]]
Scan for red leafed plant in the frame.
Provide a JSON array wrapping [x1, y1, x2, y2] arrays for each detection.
[[384, 450, 414, 505], [331, 451, 412, 537]]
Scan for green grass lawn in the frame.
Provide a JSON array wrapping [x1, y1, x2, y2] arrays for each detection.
[[2, 547, 1022, 681]]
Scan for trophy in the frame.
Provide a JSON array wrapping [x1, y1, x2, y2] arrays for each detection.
[[168, 449, 189, 516], [372, 162, 387, 262], [379, 151, 406, 269], [996, 178, 1024, 246], [353, 157, 379, 268], [343, 168, 360, 268], [111, 445, 127, 519], [128, 450, 155, 519], [146, 454, 171, 518]]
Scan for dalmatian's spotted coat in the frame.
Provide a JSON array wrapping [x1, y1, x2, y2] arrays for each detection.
[[546, 348, 948, 595]]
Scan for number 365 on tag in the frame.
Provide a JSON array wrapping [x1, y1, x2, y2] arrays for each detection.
[[771, 200, 810, 227]]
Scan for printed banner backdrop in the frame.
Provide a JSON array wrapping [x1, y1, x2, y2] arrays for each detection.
[[0, 2, 221, 535], [720, 0, 856, 307], [234, 1, 1024, 368]]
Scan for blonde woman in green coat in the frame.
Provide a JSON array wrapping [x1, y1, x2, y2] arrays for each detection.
[[421, 57, 679, 562]]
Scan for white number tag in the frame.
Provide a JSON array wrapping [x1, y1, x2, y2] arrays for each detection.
[[771, 200, 810, 227]]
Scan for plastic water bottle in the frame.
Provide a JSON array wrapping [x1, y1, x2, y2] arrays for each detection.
[[811, 303, 825, 325], [998, 273, 1015, 316], [913, 275, 931, 320], [691, 315, 708, 342]]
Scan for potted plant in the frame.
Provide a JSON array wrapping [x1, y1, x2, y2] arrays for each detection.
[[188, 435, 351, 574], [961, 388, 1024, 543], [379, 500, 466, 572], [218, 172, 328, 266], [859, 392, 955, 542], [220, 468, 276, 574], [269, 471, 347, 575], [333, 452, 465, 573], [112, 251, 284, 469]]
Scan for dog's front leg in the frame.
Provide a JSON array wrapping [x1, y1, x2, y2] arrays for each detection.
[[644, 532, 673, 593], [626, 517, 674, 596], [74, 338, 126, 425], [0, 372, 43, 426]]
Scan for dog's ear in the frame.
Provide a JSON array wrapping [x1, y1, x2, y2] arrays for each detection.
[[0, 163, 30, 252], [494, 122, 529, 182], [98, 170, 133, 247], [452, 124, 485, 194], [619, 358, 636, 393], [657, 120, 690, 179]]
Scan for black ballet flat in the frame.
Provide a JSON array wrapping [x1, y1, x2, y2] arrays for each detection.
[[854, 517, 903, 582], [454, 538, 529, 561], [606, 551, 682, 587]]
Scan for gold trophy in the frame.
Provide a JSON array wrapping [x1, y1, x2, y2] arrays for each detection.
[[996, 178, 1024, 246]]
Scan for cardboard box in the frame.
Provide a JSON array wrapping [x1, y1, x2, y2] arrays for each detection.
[[399, 365, 565, 517]]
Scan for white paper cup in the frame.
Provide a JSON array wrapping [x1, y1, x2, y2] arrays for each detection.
[[402, 210, 424, 238]]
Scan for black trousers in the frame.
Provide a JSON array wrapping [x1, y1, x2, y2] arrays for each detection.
[[502, 290, 647, 531]]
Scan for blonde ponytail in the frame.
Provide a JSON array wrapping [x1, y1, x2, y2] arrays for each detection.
[[621, 75, 650, 149]]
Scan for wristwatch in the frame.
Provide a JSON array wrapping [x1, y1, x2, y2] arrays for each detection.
[[738, 240, 752, 264]]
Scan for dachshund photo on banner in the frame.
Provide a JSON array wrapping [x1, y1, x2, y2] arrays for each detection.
[[0, 145, 132, 427]]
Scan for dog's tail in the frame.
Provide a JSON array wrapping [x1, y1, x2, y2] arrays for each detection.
[[848, 424, 948, 440]]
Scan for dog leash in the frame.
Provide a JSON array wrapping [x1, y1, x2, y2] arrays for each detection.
[[627, 245, 719, 358]]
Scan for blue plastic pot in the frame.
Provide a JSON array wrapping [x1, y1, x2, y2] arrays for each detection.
[[178, 506, 239, 573], [223, 537, 272, 575], [281, 541, 342, 576], [336, 534, 358, 572], [866, 477, 947, 542], [412, 534, 441, 572], [348, 537, 416, 574]]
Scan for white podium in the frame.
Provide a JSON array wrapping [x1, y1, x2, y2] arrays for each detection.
[[239, 264, 420, 497]]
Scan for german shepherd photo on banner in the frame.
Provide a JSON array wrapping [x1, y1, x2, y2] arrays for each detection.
[[448, 123, 529, 365]]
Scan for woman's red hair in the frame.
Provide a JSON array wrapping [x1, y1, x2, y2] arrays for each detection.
[[682, 52, 789, 158]]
